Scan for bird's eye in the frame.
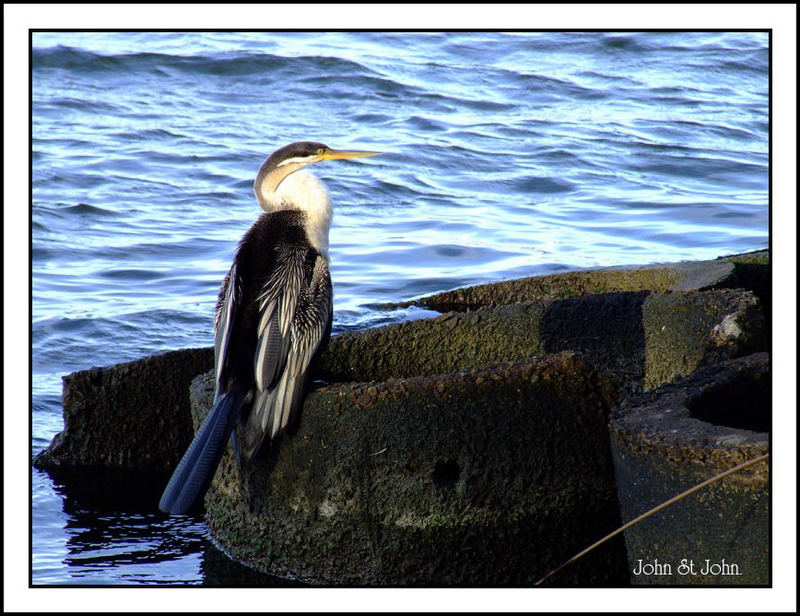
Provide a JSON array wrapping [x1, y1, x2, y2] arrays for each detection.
[[317, 148, 325, 155]]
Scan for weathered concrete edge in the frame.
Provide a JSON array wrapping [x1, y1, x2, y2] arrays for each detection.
[[386, 250, 768, 311], [611, 352, 770, 466]]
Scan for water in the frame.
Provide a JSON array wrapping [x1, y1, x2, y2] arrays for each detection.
[[31, 31, 769, 585]]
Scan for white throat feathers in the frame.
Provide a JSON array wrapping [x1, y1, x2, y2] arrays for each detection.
[[255, 167, 333, 255]]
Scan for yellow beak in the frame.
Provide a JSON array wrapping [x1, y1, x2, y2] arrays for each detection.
[[321, 148, 381, 161]]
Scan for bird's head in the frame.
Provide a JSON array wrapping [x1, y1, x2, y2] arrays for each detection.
[[254, 141, 380, 211]]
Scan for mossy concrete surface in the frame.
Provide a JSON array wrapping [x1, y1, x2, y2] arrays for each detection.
[[196, 351, 628, 585], [641, 289, 766, 390], [721, 249, 769, 266], [320, 288, 766, 395], [34, 347, 213, 471], [392, 258, 741, 313], [609, 352, 769, 585], [387, 250, 768, 315]]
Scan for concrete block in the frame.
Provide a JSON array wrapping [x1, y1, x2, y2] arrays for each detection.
[[609, 353, 769, 585]]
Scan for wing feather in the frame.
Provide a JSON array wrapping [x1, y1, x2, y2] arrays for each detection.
[[241, 252, 332, 465], [213, 263, 238, 397], [253, 313, 280, 391], [251, 245, 303, 392]]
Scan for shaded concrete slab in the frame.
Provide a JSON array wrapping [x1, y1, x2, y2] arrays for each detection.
[[196, 351, 628, 586], [720, 250, 770, 324], [320, 288, 766, 395], [34, 347, 214, 471], [609, 353, 769, 585]]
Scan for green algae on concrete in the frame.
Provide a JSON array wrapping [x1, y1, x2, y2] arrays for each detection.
[[609, 353, 769, 585], [392, 259, 738, 313], [395, 267, 684, 312], [195, 351, 628, 585], [721, 249, 769, 266], [641, 289, 766, 390]]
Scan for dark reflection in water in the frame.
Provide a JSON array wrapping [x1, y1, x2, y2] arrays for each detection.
[[39, 466, 298, 586]]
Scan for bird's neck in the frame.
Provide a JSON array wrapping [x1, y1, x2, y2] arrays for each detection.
[[255, 168, 332, 254]]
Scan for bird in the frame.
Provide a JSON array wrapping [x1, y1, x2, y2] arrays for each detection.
[[159, 141, 380, 515]]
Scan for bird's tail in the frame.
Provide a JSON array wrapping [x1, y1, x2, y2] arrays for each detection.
[[159, 391, 243, 514]]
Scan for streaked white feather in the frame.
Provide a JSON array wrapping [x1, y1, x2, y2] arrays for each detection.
[[214, 263, 237, 396]]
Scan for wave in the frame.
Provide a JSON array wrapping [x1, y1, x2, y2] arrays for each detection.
[[62, 202, 119, 216], [32, 45, 375, 78]]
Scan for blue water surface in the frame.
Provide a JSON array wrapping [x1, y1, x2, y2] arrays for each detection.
[[31, 31, 769, 585]]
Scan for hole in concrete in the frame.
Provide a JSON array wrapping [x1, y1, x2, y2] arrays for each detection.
[[432, 459, 461, 488], [688, 371, 770, 433]]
